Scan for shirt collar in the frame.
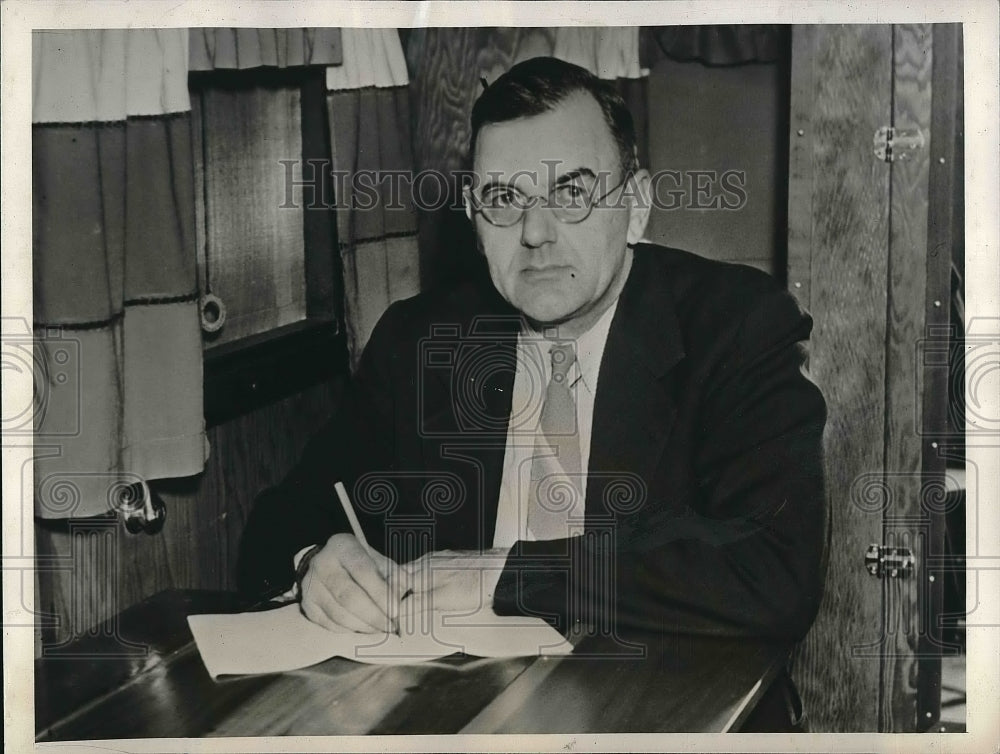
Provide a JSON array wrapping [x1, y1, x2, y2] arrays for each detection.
[[522, 299, 619, 393], [574, 300, 618, 391]]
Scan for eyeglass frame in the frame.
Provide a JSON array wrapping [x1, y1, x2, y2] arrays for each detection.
[[464, 171, 633, 228]]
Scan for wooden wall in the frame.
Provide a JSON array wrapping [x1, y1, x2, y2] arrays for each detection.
[[786, 24, 954, 732], [786, 24, 893, 733], [35, 378, 344, 648]]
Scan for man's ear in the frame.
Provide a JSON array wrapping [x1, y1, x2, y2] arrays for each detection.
[[463, 191, 474, 222], [625, 169, 652, 245]]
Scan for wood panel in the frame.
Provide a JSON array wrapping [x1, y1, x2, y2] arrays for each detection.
[[410, 28, 506, 289], [918, 22, 962, 731], [409, 27, 558, 176], [787, 25, 816, 311], [788, 25, 893, 733], [34, 378, 344, 646], [879, 23, 934, 732]]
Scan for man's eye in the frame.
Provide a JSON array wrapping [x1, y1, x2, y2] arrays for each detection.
[[553, 184, 588, 205], [483, 190, 519, 208]]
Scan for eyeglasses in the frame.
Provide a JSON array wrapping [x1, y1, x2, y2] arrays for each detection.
[[466, 174, 631, 227]]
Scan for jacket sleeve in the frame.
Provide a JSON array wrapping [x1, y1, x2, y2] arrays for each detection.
[[492, 288, 829, 641], [236, 304, 402, 599]]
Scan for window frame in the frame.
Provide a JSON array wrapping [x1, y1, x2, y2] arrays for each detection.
[[188, 67, 347, 427]]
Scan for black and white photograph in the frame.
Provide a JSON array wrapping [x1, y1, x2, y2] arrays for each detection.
[[2, 2, 998, 751]]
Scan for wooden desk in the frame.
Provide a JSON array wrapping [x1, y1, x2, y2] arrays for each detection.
[[36, 590, 790, 740]]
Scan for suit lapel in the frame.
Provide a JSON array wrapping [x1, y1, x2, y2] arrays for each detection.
[[418, 301, 519, 548], [467, 323, 517, 546], [588, 247, 686, 521]]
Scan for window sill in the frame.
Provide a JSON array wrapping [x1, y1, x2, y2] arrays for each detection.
[[203, 317, 347, 428]]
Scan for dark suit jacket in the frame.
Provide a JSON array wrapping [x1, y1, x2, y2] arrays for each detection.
[[239, 244, 828, 641]]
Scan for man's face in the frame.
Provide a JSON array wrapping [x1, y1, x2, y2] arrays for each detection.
[[468, 92, 650, 334]]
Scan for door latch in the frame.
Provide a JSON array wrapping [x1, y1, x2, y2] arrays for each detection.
[[873, 126, 925, 162], [864, 544, 915, 578]]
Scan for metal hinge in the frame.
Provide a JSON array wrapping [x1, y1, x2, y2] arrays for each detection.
[[873, 126, 925, 162], [864, 544, 915, 578]]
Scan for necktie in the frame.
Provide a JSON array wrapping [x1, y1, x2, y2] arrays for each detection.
[[528, 342, 582, 540]]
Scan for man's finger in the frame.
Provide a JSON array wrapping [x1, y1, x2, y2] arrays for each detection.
[[301, 595, 341, 631], [347, 554, 402, 627], [365, 551, 406, 608], [302, 563, 383, 633], [301, 574, 359, 633], [387, 565, 412, 606], [308, 576, 382, 634], [326, 554, 395, 632], [335, 574, 396, 633]]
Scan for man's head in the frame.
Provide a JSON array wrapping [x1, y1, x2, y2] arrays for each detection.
[[470, 56, 639, 177], [465, 57, 651, 338]]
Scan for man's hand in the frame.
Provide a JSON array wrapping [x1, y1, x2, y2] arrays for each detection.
[[300, 533, 404, 633], [402, 549, 510, 613]]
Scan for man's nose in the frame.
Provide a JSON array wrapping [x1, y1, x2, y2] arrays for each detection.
[[519, 202, 557, 248]]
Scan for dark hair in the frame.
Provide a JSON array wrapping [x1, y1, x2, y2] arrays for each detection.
[[470, 56, 638, 175]]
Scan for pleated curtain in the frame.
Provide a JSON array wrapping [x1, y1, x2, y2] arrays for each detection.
[[326, 29, 420, 366], [188, 27, 344, 70], [32, 30, 209, 519]]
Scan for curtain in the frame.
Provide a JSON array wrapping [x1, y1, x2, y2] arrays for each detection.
[[188, 28, 343, 70], [641, 25, 788, 66], [326, 29, 420, 367], [32, 30, 209, 519]]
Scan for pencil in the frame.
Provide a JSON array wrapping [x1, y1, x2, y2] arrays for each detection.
[[335, 481, 401, 635], [334, 481, 370, 552]]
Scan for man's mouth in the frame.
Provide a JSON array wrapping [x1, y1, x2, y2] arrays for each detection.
[[522, 265, 572, 279]]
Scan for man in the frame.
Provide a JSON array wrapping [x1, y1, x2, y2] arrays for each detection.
[[239, 58, 828, 650]]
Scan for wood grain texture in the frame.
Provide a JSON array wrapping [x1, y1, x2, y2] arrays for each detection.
[[917, 22, 962, 731], [787, 25, 816, 310], [206, 655, 536, 737], [411, 29, 501, 289], [34, 379, 344, 646], [788, 25, 893, 733], [879, 23, 934, 733], [462, 633, 789, 734], [36, 590, 250, 735], [37, 590, 790, 739]]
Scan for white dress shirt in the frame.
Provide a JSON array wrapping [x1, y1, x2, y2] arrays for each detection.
[[492, 300, 619, 548]]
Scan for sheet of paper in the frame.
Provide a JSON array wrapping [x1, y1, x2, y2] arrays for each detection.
[[188, 603, 573, 678]]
